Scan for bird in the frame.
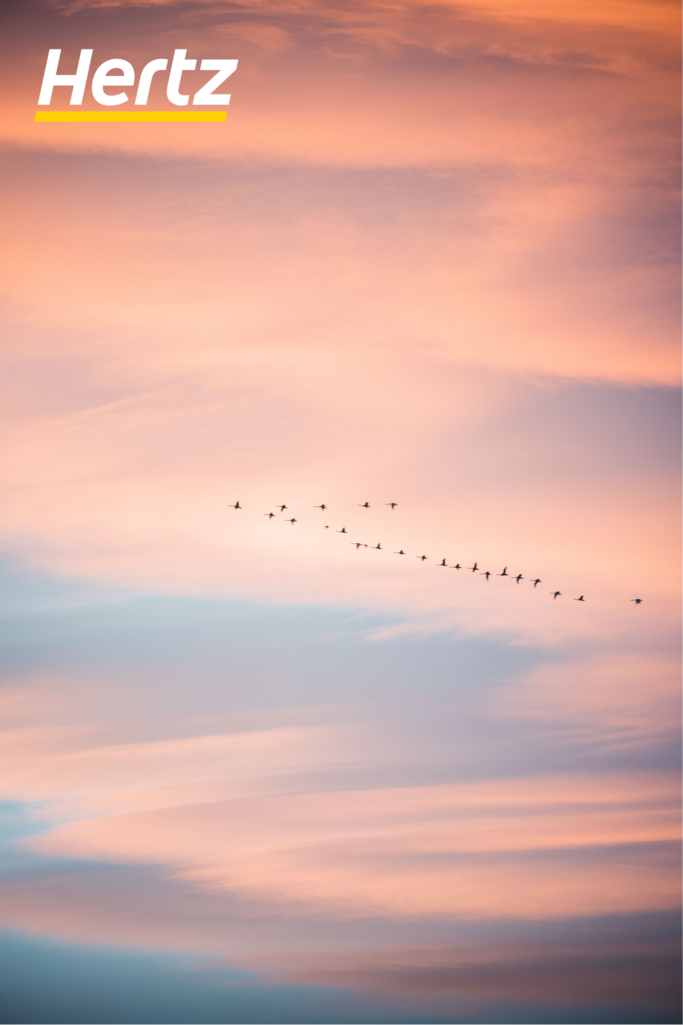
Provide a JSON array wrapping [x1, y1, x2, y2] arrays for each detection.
[[228, 496, 629, 619], [631, 598, 643, 604]]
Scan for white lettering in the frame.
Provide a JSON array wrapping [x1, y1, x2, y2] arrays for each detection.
[[38, 49, 238, 112], [135, 58, 168, 105], [167, 49, 196, 106], [193, 59, 238, 105], [91, 59, 135, 106], [38, 49, 93, 105]]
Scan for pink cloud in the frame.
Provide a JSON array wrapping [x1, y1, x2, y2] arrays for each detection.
[[0, 4, 678, 1012], [0, 862, 677, 1016], [0, 0, 677, 629], [0, 164, 678, 629], [27, 772, 681, 918], [0, 722, 356, 808], [502, 650, 681, 738]]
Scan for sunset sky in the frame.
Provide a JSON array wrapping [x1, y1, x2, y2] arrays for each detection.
[[0, 0, 680, 1022]]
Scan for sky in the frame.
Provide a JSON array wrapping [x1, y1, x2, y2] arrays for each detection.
[[0, 0, 680, 1022]]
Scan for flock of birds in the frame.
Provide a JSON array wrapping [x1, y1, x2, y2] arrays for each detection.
[[228, 500, 644, 605]]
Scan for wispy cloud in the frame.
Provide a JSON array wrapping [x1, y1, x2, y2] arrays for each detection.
[[23, 771, 681, 919]]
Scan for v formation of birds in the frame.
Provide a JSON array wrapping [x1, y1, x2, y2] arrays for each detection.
[[228, 501, 643, 605]]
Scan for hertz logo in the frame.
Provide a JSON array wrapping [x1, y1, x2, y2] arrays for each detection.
[[35, 50, 238, 122]]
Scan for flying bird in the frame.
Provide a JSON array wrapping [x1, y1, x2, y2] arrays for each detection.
[[229, 495, 620, 618], [631, 598, 643, 604]]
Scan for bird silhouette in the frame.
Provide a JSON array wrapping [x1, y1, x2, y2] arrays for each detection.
[[225, 492, 642, 617]]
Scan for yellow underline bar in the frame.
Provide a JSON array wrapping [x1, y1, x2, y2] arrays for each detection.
[[35, 110, 227, 123]]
